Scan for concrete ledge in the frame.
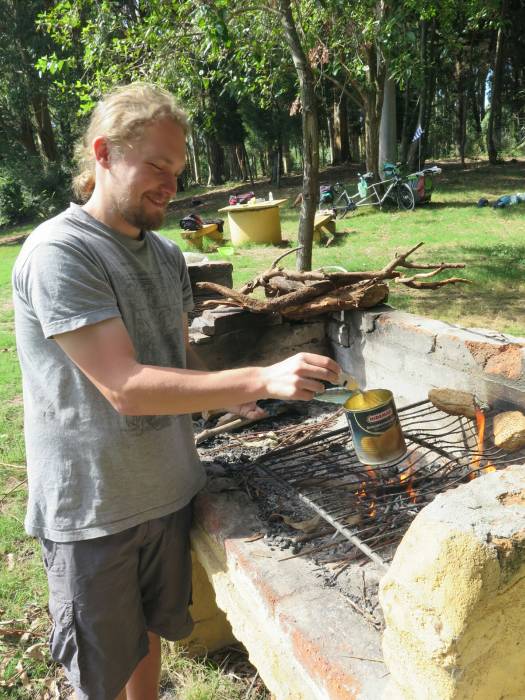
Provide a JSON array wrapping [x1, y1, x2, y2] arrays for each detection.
[[190, 487, 387, 700], [328, 307, 525, 408]]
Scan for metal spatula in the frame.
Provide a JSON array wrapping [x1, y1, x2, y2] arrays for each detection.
[[314, 372, 362, 405]]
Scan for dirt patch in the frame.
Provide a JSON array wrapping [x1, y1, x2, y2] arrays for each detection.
[[0, 233, 28, 247], [6, 395, 23, 405]]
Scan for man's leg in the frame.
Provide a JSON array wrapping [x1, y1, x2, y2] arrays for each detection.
[[125, 632, 161, 700]]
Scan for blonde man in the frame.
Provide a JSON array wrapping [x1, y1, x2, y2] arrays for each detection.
[[12, 83, 340, 700]]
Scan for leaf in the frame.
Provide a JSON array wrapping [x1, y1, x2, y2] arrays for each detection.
[[272, 513, 323, 533], [25, 642, 48, 661]]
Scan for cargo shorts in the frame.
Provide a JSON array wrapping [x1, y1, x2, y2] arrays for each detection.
[[40, 504, 194, 700]]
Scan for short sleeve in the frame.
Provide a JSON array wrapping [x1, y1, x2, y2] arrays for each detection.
[[14, 240, 121, 339]]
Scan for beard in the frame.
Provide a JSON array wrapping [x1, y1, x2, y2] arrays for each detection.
[[115, 191, 168, 232]]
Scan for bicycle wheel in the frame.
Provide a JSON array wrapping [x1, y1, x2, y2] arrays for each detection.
[[333, 201, 356, 218], [396, 183, 415, 211]]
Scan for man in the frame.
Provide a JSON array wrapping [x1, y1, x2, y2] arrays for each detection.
[[12, 83, 341, 700]]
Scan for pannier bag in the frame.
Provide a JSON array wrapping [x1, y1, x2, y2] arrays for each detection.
[[319, 184, 334, 204]]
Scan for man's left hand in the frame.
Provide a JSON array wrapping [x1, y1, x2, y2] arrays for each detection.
[[227, 402, 268, 421]]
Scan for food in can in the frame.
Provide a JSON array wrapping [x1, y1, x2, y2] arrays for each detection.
[[344, 389, 407, 465]]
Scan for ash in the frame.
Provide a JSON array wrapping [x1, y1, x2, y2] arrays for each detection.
[[195, 399, 386, 631]]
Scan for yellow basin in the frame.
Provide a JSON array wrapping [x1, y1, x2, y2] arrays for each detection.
[[218, 199, 287, 245]]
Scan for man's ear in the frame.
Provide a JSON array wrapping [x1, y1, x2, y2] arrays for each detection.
[[92, 136, 113, 170]]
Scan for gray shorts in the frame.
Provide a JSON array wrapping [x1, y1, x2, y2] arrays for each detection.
[[41, 504, 193, 700]]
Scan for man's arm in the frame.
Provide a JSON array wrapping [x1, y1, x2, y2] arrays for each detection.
[[54, 316, 340, 416]]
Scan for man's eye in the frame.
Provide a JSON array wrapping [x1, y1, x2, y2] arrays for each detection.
[[149, 162, 162, 171]]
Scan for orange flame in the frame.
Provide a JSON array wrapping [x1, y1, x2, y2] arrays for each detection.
[[471, 409, 496, 476], [399, 459, 417, 504]]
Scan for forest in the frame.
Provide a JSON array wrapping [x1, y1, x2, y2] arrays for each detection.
[[0, 0, 524, 266]]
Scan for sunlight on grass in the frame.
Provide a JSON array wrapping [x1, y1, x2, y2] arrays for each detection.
[[0, 158, 524, 698]]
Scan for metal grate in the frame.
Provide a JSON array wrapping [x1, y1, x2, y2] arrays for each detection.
[[254, 400, 525, 569]]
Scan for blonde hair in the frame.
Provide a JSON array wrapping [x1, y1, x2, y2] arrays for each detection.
[[73, 82, 189, 201]]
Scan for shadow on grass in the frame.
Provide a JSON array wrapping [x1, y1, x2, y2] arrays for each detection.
[[390, 241, 525, 334]]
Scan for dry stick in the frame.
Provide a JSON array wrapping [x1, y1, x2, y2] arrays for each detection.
[[399, 277, 471, 289], [239, 246, 304, 293], [195, 407, 288, 445], [398, 260, 466, 270], [395, 265, 467, 283], [345, 597, 382, 628], [278, 537, 347, 562], [0, 477, 28, 504], [196, 279, 335, 312], [270, 245, 303, 269], [199, 242, 469, 315], [342, 655, 385, 664], [0, 461, 26, 470]]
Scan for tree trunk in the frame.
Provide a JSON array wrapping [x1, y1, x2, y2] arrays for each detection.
[[327, 112, 336, 165], [282, 138, 293, 174], [31, 93, 58, 162], [379, 75, 397, 171], [348, 103, 362, 162], [17, 113, 39, 156], [189, 133, 201, 184], [278, 0, 319, 272], [455, 61, 467, 167], [362, 41, 385, 179], [468, 74, 483, 140], [339, 96, 350, 162], [407, 19, 437, 171], [205, 135, 225, 185], [400, 83, 411, 165], [487, 6, 507, 164]]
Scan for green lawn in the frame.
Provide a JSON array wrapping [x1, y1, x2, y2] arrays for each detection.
[[164, 159, 525, 336], [0, 157, 524, 696]]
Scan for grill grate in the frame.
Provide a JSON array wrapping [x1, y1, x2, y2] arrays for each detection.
[[254, 400, 525, 569]]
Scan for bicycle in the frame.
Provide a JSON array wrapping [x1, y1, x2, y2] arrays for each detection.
[[331, 169, 415, 218]]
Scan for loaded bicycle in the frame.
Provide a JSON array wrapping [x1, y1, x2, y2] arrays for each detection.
[[324, 164, 441, 219]]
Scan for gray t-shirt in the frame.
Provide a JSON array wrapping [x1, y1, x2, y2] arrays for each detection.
[[12, 203, 206, 542]]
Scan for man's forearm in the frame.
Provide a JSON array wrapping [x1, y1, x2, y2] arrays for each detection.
[[110, 363, 267, 416]]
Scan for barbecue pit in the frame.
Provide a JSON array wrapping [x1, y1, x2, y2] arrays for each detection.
[[186, 300, 525, 700]]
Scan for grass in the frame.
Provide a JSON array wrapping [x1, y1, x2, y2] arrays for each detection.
[[163, 158, 525, 336], [0, 157, 524, 696]]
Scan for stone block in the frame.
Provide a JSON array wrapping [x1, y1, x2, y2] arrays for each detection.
[[189, 320, 328, 371], [379, 464, 525, 700], [190, 488, 387, 700], [191, 309, 281, 336], [187, 261, 233, 288]]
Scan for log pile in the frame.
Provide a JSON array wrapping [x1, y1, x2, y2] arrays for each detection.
[[196, 242, 470, 320]]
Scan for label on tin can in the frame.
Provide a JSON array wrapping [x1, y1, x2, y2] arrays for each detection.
[[345, 389, 407, 465]]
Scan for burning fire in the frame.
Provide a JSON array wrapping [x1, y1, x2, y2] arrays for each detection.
[[470, 409, 496, 478], [355, 479, 378, 520], [399, 458, 417, 504]]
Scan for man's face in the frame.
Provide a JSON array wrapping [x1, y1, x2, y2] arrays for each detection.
[[108, 117, 186, 232]]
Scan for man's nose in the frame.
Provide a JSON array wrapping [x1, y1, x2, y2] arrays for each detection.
[[161, 173, 178, 196]]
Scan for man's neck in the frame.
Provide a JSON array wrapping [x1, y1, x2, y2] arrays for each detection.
[[83, 195, 141, 239]]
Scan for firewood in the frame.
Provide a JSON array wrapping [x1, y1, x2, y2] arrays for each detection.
[[493, 411, 525, 452], [196, 243, 469, 320], [428, 388, 478, 418], [282, 281, 389, 319]]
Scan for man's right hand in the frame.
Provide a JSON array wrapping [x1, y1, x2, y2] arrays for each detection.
[[259, 352, 341, 401]]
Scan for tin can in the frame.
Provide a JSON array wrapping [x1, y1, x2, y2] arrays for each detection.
[[344, 389, 407, 465]]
